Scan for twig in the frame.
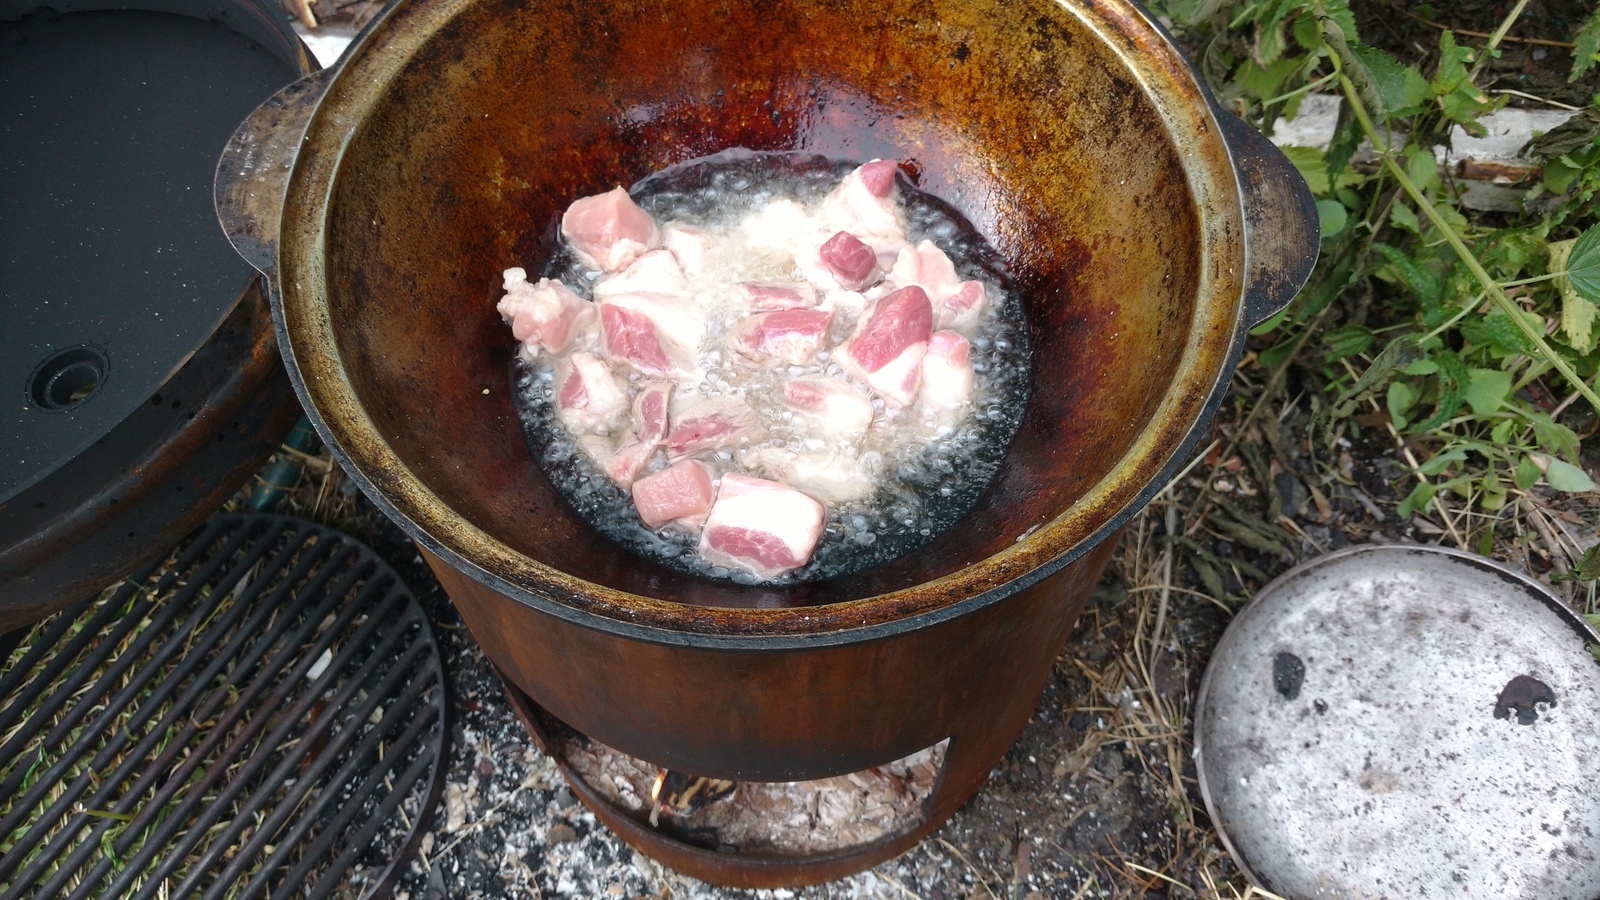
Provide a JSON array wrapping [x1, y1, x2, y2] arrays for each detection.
[[1151, 503, 1178, 657], [1385, 0, 1574, 49], [936, 838, 1000, 899]]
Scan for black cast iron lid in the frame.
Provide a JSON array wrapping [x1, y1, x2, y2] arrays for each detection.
[[0, 1, 302, 503]]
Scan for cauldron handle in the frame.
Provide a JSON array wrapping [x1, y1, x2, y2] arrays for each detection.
[[214, 69, 333, 279], [1216, 113, 1320, 330]]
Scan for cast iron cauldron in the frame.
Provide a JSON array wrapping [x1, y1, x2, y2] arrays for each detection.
[[217, 0, 1317, 885]]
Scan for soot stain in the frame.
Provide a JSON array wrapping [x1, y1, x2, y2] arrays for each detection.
[[1272, 651, 1305, 700], [1494, 674, 1555, 726]]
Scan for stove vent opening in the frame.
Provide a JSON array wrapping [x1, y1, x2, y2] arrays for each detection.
[[550, 720, 949, 856], [28, 346, 108, 411]]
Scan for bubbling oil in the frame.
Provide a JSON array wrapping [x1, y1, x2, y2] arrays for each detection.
[[514, 151, 1032, 585]]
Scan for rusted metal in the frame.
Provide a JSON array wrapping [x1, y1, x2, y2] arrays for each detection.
[[218, 0, 1318, 884], [1196, 545, 1600, 899], [476, 536, 1115, 888]]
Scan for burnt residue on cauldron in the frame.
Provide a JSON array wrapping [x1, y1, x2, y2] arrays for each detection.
[[1495, 674, 1556, 726]]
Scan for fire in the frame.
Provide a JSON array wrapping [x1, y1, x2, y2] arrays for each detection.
[[650, 770, 665, 803]]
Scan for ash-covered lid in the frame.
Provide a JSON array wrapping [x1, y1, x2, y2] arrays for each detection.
[[0, 0, 304, 502], [1196, 544, 1600, 900]]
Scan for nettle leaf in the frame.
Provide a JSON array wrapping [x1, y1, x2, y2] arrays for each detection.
[[1387, 380, 1418, 428], [1572, 7, 1600, 82], [1236, 56, 1303, 100], [1404, 144, 1442, 193], [1281, 145, 1331, 195], [1432, 30, 1472, 92], [1491, 418, 1515, 445], [1389, 201, 1421, 234], [1373, 242, 1443, 303], [1416, 448, 1467, 477], [1550, 235, 1600, 355], [1464, 368, 1512, 415], [1460, 313, 1538, 357], [1515, 455, 1543, 490], [1324, 324, 1374, 361], [1317, 335, 1425, 440], [1410, 348, 1467, 432], [1564, 223, 1600, 302], [1397, 481, 1436, 519], [1317, 199, 1348, 238], [1526, 410, 1582, 461], [1350, 43, 1432, 119], [1546, 458, 1598, 493], [1545, 156, 1585, 196]]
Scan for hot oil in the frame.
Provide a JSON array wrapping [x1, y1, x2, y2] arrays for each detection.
[[515, 151, 1032, 585]]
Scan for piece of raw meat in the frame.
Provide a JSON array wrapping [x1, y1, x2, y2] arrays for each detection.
[[887, 241, 961, 300], [661, 224, 712, 276], [919, 330, 974, 416], [632, 459, 717, 529], [729, 308, 833, 365], [561, 187, 660, 273], [837, 285, 934, 405], [743, 447, 872, 504], [698, 475, 825, 579], [731, 282, 818, 311], [599, 293, 705, 380], [783, 377, 875, 439], [937, 280, 987, 332], [553, 351, 630, 434], [601, 382, 674, 487], [594, 250, 690, 299], [664, 397, 764, 459], [819, 159, 906, 252], [737, 198, 818, 250], [496, 269, 596, 356], [818, 231, 880, 291]]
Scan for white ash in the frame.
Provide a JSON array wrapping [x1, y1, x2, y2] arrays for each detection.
[[562, 736, 947, 855]]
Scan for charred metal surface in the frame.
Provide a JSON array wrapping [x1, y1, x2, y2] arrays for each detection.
[[475, 536, 1114, 888], [0, 280, 300, 631], [1216, 113, 1319, 328], [216, 69, 331, 277], [1196, 545, 1600, 900], [253, 0, 1314, 636]]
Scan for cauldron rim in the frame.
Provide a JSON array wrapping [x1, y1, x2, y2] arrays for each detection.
[[268, 0, 1311, 648]]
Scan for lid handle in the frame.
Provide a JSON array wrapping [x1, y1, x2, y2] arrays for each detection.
[[214, 69, 332, 279]]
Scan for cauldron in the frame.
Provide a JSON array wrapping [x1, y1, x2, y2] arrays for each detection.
[[217, 0, 1316, 885]]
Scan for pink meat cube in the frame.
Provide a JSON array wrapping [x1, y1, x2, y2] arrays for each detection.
[[820, 159, 904, 248], [560, 187, 659, 273], [495, 269, 595, 356], [600, 382, 674, 487], [837, 285, 934, 406], [783, 377, 875, 438], [632, 459, 717, 530], [661, 225, 712, 276], [553, 351, 629, 434], [817, 231, 880, 291], [698, 475, 826, 579], [599, 293, 705, 380], [729, 308, 833, 365], [663, 398, 764, 460], [887, 241, 961, 302], [937, 280, 987, 332], [594, 250, 689, 299], [919, 331, 974, 415], [730, 282, 818, 311]]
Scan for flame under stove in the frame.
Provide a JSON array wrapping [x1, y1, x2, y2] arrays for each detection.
[[550, 721, 948, 856]]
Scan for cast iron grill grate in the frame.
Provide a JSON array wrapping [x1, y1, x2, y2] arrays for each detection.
[[0, 513, 449, 900]]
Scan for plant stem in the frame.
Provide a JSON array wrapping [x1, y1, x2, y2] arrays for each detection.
[[1265, 71, 1338, 106], [1333, 65, 1600, 415], [1469, 0, 1533, 82]]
